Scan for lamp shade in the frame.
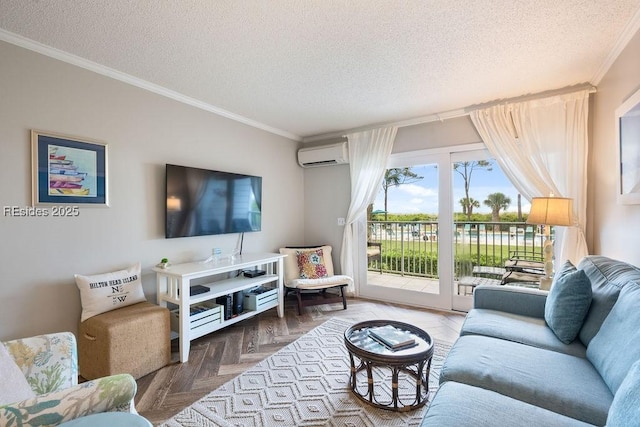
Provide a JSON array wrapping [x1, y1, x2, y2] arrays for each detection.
[[526, 197, 574, 226]]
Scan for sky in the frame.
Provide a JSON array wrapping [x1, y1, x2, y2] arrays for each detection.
[[372, 161, 531, 215]]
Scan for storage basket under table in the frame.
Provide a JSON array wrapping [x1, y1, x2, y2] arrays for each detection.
[[244, 287, 278, 310], [170, 301, 223, 335]]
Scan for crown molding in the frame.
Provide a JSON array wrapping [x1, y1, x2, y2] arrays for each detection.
[[591, 6, 640, 85], [0, 29, 302, 142]]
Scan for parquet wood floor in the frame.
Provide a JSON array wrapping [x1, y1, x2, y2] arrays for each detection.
[[135, 297, 465, 425]]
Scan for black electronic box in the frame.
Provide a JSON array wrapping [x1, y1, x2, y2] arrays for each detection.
[[244, 269, 266, 278]]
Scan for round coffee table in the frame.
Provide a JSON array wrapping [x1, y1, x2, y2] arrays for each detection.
[[344, 320, 434, 412]]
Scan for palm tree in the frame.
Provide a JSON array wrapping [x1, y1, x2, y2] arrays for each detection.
[[484, 192, 511, 223], [381, 168, 423, 220], [453, 161, 493, 209], [459, 197, 480, 220]]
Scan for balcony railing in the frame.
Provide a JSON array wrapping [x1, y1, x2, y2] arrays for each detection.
[[367, 221, 545, 279]]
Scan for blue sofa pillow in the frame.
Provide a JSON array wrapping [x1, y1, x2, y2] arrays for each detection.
[[606, 359, 640, 426], [544, 262, 592, 344], [587, 282, 640, 394]]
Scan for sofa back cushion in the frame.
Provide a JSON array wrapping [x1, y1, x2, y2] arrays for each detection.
[[606, 360, 640, 426], [586, 282, 640, 394], [577, 256, 640, 346]]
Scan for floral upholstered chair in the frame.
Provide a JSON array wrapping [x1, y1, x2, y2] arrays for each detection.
[[0, 332, 137, 426]]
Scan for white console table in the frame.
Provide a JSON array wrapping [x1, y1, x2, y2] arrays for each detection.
[[154, 252, 286, 362]]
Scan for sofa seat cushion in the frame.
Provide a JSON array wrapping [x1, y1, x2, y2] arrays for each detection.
[[421, 381, 595, 427], [461, 309, 587, 358], [586, 282, 640, 394], [440, 335, 612, 425]]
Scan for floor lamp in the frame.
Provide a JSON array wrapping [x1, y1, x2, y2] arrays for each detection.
[[526, 196, 574, 290]]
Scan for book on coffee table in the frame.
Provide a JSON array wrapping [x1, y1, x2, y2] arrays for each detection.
[[368, 325, 416, 350]]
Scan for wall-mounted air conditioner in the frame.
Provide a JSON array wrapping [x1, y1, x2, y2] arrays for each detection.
[[297, 142, 349, 168]]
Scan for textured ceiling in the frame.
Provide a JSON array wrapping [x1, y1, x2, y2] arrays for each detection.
[[1, 1, 640, 141]]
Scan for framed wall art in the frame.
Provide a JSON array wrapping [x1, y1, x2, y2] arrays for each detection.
[[31, 130, 109, 206], [616, 88, 640, 205]]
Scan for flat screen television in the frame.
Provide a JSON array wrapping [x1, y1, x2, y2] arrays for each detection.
[[165, 164, 262, 238]]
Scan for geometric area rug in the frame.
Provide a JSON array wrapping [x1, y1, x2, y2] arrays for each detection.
[[160, 318, 452, 427]]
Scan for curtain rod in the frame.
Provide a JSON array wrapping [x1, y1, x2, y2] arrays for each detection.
[[461, 83, 596, 115], [303, 83, 596, 143]]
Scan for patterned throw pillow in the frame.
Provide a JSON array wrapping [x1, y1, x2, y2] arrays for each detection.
[[296, 249, 329, 279], [75, 263, 146, 322]]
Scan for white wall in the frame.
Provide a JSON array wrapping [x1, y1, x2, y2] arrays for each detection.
[[590, 28, 640, 264], [0, 41, 303, 340], [394, 116, 482, 152], [302, 164, 351, 256]]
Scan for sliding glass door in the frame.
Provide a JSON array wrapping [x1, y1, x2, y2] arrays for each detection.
[[361, 144, 498, 312], [362, 150, 454, 310]]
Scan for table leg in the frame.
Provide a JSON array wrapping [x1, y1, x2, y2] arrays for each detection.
[[391, 366, 400, 410], [348, 353, 357, 390], [366, 362, 374, 403]]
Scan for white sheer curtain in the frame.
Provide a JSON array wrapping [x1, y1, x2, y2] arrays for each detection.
[[470, 89, 590, 265], [340, 127, 397, 295]]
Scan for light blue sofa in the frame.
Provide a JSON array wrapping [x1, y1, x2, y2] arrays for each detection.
[[422, 256, 640, 426]]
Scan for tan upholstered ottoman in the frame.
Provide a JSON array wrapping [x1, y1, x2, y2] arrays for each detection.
[[78, 301, 171, 380]]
